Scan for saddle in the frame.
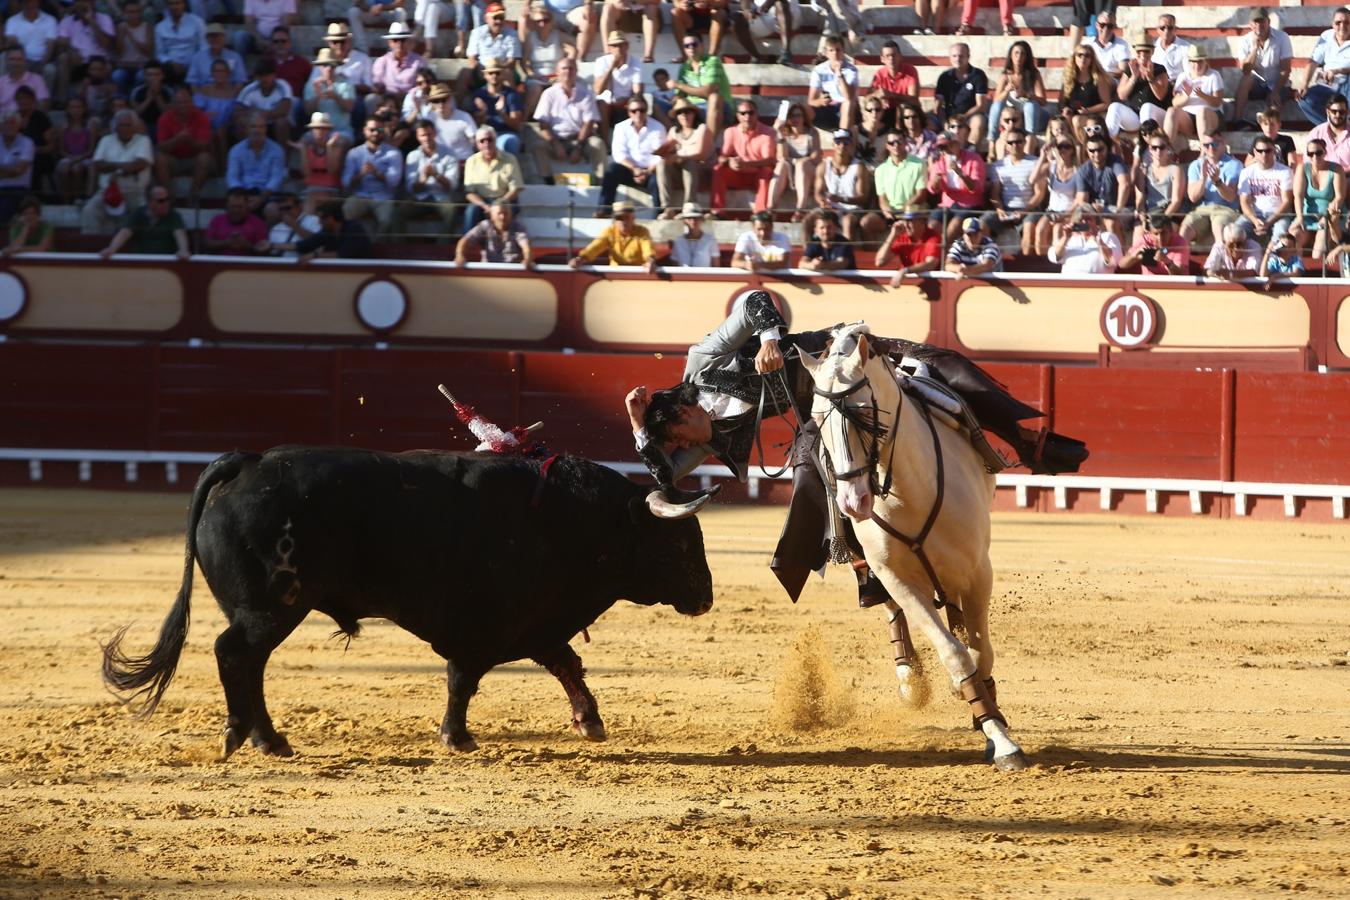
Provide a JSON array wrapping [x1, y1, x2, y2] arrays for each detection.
[[900, 375, 1011, 475]]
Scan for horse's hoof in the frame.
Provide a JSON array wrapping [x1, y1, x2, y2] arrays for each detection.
[[896, 669, 929, 709], [984, 738, 995, 762], [255, 733, 294, 757], [573, 718, 608, 742], [993, 750, 1030, 772]]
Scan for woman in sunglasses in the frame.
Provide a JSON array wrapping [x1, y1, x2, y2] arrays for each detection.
[[1289, 137, 1346, 263], [1132, 137, 1184, 246], [1029, 134, 1081, 255], [896, 98, 938, 162], [766, 102, 819, 222], [988, 41, 1046, 148], [1061, 46, 1111, 143]]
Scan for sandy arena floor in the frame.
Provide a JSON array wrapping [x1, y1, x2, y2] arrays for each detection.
[[0, 488, 1348, 899]]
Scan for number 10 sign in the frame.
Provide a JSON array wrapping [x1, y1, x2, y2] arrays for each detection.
[[1100, 292, 1160, 349]]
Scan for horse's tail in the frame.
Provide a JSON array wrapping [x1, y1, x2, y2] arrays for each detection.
[[101, 451, 254, 715]]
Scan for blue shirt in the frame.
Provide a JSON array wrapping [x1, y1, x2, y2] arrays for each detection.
[[1187, 154, 1241, 210], [1266, 253, 1305, 276], [154, 12, 206, 67], [226, 138, 287, 192], [1074, 156, 1127, 207], [472, 86, 524, 134], [186, 46, 247, 86], [466, 24, 521, 62], [342, 142, 404, 200], [1312, 36, 1350, 90]]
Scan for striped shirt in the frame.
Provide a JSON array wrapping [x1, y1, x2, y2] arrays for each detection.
[[946, 235, 1003, 271]]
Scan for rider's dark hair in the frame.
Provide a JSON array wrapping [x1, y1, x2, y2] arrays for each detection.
[[643, 382, 701, 444]]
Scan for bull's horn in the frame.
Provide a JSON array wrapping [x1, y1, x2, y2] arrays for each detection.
[[646, 486, 718, 519]]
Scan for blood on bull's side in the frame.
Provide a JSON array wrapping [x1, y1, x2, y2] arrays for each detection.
[[101, 446, 714, 758]]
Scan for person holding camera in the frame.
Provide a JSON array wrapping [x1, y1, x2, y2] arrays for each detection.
[[1121, 213, 1189, 275], [1048, 207, 1121, 274]]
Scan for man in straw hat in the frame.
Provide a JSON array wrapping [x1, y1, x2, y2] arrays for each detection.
[[569, 199, 657, 269], [320, 22, 373, 99], [668, 201, 718, 266], [1162, 43, 1222, 153], [305, 47, 357, 144], [186, 21, 245, 87], [593, 29, 643, 138], [347, 0, 407, 53], [426, 80, 477, 161], [472, 58, 525, 154], [372, 21, 424, 108]]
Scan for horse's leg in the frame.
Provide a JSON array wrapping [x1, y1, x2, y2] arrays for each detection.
[[880, 599, 928, 708], [960, 557, 1013, 761], [872, 565, 1027, 771]]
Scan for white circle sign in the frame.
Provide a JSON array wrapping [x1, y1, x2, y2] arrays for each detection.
[[1100, 294, 1158, 349], [355, 279, 408, 331], [0, 271, 25, 322]]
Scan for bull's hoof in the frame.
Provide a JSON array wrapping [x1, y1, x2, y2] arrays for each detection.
[[440, 730, 479, 752], [572, 718, 607, 742], [254, 733, 294, 757], [221, 729, 245, 761], [993, 750, 1030, 772]]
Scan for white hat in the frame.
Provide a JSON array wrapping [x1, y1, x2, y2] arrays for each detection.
[[384, 21, 414, 41], [678, 202, 707, 219], [306, 111, 333, 129]]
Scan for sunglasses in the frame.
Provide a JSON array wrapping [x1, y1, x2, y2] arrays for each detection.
[[1309, 150, 1327, 157], [1007, 139, 1025, 145], [1056, 142, 1074, 151], [1330, 107, 1348, 114], [682, 41, 699, 48], [476, 137, 492, 143], [901, 114, 920, 120], [150, 196, 169, 203], [1158, 24, 1174, 30], [627, 107, 645, 114], [885, 139, 903, 146], [737, 109, 755, 116], [272, 37, 289, 43], [1097, 21, 1114, 28], [1149, 144, 1167, 151], [864, 106, 880, 113], [1254, 146, 1273, 154], [1202, 141, 1218, 148], [1087, 146, 1107, 153]]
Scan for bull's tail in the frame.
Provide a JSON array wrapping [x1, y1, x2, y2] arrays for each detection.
[[101, 451, 254, 716]]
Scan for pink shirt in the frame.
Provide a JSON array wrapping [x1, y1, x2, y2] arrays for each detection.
[[720, 121, 774, 163], [57, 10, 114, 60], [1307, 122, 1350, 171], [0, 72, 48, 114], [926, 148, 987, 208], [371, 50, 423, 96], [205, 212, 267, 254]]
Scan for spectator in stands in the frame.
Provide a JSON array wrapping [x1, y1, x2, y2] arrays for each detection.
[[81, 110, 149, 235], [306, 49, 357, 146], [262, 191, 320, 256], [295, 112, 344, 208], [461, 3, 520, 90], [342, 119, 404, 236], [153, 85, 211, 199], [896, 100, 937, 163], [265, 28, 309, 97], [130, 61, 169, 137], [766, 103, 819, 222], [927, 119, 986, 239], [80, 55, 117, 124], [934, 42, 988, 149], [1299, 10, 1350, 128], [425, 81, 476, 162], [1204, 222, 1260, 280], [731, 208, 790, 271], [599, 94, 666, 215], [600, 0, 659, 66], [866, 41, 917, 130], [226, 112, 286, 209], [914, 0, 947, 38], [1134, 136, 1184, 242], [672, 0, 730, 62], [1256, 107, 1295, 167], [945, 215, 1001, 276], [519, 0, 593, 64], [853, 97, 887, 168], [1062, 45, 1111, 144], [1261, 232, 1305, 283], [322, 23, 373, 117], [1238, 136, 1293, 245], [1164, 46, 1222, 154], [348, 0, 408, 54], [0, 113, 33, 219], [401, 67, 436, 126], [521, 2, 570, 118], [237, 59, 294, 145], [807, 36, 857, 132], [987, 105, 1028, 163], [12, 86, 51, 195], [1289, 137, 1345, 261], [673, 34, 730, 137], [150, 0, 205, 86], [373, 22, 424, 110], [812, 127, 869, 242], [1082, 11, 1128, 78], [463, 123, 523, 229], [111, 2, 153, 97], [733, 0, 794, 68], [1308, 95, 1350, 173], [234, 0, 299, 58], [593, 31, 642, 139], [53, 93, 92, 201], [1107, 36, 1170, 141], [456, 200, 532, 265], [472, 58, 524, 154], [297, 200, 373, 261], [985, 126, 1039, 257], [195, 59, 240, 164], [988, 41, 1046, 144], [99, 185, 190, 258], [861, 127, 926, 239], [1066, 0, 1110, 52], [813, 0, 865, 59], [1180, 133, 1240, 248], [403, 117, 460, 227], [0, 48, 48, 116], [1073, 133, 1128, 240], [1030, 133, 1080, 254], [710, 99, 774, 213], [878, 212, 941, 286], [51, 0, 112, 103], [668, 201, 717, 266], [656, 98, 710, 216], [800, 209, 854, 272], [4, 0, 57, 87], [186, 23, 244, 89], [2, 194, 51, 255], [1048, 207, 1120, 274], [528, 56, 605, 182], [1120, 212, 1190, 275], [1152, 13, 1189, 83], [1232, 8, 1293, 129], [204, 187, 268, 255], [569, 200, 658, 270]]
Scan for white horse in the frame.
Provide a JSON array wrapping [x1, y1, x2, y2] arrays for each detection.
[[802, 323, 1029, 771]]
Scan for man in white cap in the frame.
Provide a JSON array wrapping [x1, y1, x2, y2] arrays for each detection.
[[347, 0, 407, 53], [372, 21, 424, 108], [593, 29, 643, 139], [669, 202, 718, 266], [186, 21, 245, 87]]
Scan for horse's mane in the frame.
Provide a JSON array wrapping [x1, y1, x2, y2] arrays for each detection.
[[824, 322, 874, 381]]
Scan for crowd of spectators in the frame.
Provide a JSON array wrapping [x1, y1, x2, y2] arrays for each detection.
[[0, 0, 1347, 279]]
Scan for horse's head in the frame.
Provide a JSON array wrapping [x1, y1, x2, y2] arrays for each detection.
[[803, 323, 899, 522]]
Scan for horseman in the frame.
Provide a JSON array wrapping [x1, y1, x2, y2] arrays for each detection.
[[624, 289, 1087, 607]]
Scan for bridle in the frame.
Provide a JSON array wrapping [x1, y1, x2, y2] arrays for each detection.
[[812, 369, 902, 500]]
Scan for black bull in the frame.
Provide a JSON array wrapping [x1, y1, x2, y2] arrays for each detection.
[[102, 447, 714, 757]]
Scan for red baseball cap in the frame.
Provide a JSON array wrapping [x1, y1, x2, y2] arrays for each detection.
[[486, 2, 506, 15]]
